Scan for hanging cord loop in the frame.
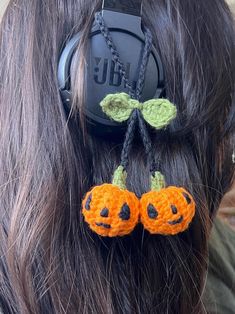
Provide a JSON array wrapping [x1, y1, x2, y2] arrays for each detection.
[[95, 12, 153, 100], [135, 28, 153, 101], [120, 109, 138, 170], [96, 11, 155, 172], [137, 111, 159, 175]]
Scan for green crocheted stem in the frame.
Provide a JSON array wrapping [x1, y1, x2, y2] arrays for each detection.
[[112, 166, 127, 190], [151, 171, 166, 191]]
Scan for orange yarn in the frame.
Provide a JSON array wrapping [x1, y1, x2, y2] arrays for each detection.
[[82, 184, 139, 237], [140, 186, 195, 235]]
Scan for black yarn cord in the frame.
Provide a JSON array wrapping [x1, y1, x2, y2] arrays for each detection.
[[95, 12, 135, 98], [135, 28, 153, 101], [120, 110, 138, 170], [95, 12, 155, 172], [137, 111, 159, 175], [120, 109, 159, 173], [95, 12, 153, 100]]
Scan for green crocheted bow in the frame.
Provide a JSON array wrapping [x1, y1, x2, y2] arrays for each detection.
[[100, 92, 177, 129]]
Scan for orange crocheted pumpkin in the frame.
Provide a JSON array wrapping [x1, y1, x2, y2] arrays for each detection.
[[82, 184, 139, 237], [140, 186, 195, 235]]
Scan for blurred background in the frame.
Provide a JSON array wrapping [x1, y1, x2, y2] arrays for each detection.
[[0, 0, 8, 19]]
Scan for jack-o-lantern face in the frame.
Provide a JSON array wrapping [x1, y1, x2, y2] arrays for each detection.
[[82, 184, 139, 237], [140, 187, 195, 235]]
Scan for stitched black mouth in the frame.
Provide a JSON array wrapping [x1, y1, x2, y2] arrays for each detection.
[[95, 222, 111, 229], [168, 215, 183, 225]]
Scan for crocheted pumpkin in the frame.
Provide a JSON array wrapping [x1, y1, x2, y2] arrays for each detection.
[[140, 172, 196, 235], [82, 167, 139, 237]]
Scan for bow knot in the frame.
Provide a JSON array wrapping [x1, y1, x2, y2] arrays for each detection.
[[100, 93, 177, 129], [129, 99, 144, 111]]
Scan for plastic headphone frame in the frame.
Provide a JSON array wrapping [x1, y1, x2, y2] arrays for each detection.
[[58, 0, 165, 131]]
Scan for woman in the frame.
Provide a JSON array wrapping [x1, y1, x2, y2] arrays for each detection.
[[0, 0, 234, 313]]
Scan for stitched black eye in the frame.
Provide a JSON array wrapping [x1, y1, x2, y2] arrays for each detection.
[[119, 203, 130, 221], [100, 208, 109, 217], [183, 192, 191, 204], [85, 194, 92, 210], [147, 204, 158, 219], [171, 205, 178, 215]]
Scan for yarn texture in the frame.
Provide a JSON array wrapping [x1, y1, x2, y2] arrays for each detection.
[[112, 165, 127, 190], [100, 92, 177, 129], [82, 166, 139, 237], [82, 14, 195, 238], [82, 184, 139, 237], [151, 171, 166, 191], [140, 186, 196, 235]]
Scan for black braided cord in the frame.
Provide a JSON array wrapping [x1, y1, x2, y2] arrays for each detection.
[[135, 28, 153, 101], [95, 12, 153, 100], [120, 110, 138, 170], [95, 12, 156, 173], [137, 111, 159, 175], [95, 12, 135, 98]]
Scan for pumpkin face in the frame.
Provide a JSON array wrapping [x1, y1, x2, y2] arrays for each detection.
[[82, 184, 139, 237], [140, 187, 195, 235]]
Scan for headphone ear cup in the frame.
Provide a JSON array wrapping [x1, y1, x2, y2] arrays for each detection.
[[57, 9, 165, 134]]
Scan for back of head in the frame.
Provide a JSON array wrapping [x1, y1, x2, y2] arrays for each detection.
[[0, 0, 234, 313]]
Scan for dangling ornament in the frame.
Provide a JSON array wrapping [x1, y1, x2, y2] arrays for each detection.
[[140, 172, 196, 235], [82, 166, 139, 237], [81, 14, 196, 237]]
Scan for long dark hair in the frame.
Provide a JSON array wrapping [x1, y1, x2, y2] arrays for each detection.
[[0, 0, 234, 313]]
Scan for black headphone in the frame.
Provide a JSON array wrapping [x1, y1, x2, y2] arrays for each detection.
[[58, 0, 165, 135]]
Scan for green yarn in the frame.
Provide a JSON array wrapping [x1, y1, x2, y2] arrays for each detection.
[[100, 92, 177, 129], [112, 166, 127, 190], [141, 99, 177, 129], [151, 171, 166, 191], [100, 93, 141, 123]]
